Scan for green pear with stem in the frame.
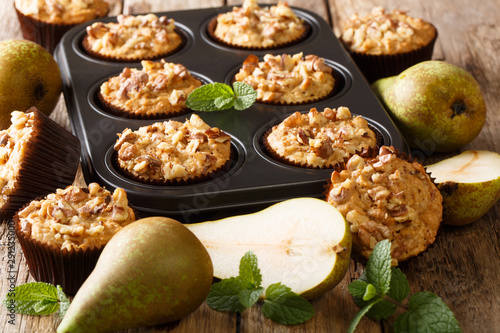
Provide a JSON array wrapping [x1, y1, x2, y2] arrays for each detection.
[[372, 60, 486, 152], [185, 197, 352, 300], [425, 150, 500, 226]]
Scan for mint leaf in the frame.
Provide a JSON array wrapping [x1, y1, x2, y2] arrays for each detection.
[[239, 251, 262, 288], [388, 267, 410, 303], [2, 282, 66, 316], [206, 277, 247, 313], [365, 239, 392, 294], [363, 284, 377, 301], [56, 286, 70, 319], [186, 82, 234, 111], [347, 298, 384, 333], [348, 280, 370, 299], [233, 81, 257, 110], [239, 287, 264, 309], [394, 292, 462, 333], [214, 96, 234, 110], [262, 283, 314, 325], [355, 297, 397, 321]]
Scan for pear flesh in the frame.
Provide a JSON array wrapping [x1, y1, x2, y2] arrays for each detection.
[[57, 217, 213, 333], [425, 150, 500, 225], [185, 197, 352, 299]]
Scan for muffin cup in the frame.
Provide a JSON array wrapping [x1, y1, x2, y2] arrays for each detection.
[[0, 107, 81, 220], [345, 28, 438, 83]]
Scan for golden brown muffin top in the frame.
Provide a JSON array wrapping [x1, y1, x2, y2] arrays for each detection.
[[15, 0, 109, 24]]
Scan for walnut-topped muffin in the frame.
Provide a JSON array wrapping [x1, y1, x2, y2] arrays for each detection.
[[211, 0, 307, 49], [98, 60, 203, 119], [234, 53, 335, 105], [264, 107, 378, 168], [83, 13, 183, 61], [325, 146, 443, 265], [114, 114, 232, 184]]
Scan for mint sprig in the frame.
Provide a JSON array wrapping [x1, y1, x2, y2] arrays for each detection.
[[186, 82, 257, 111], [348, 240, 462, 333], [207, 251, 314, 325], [2, 282, 70, 319]]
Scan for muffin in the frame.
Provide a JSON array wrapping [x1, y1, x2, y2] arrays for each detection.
[[234, 53, 335, 105], [98, 60, 203, 119], [340, 7, 437, 82], [0, 107, 80, 220], [14, 183, 136, 294], [210, 0, 308, 49], [264, 107, 378, 169], [114, 114, 232, 185], [14, 0, 109, 54], [325, 146, 443, 265], [83, 13, 184, 62]]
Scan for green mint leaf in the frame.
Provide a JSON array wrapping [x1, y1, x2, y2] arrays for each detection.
[[261, 283, 314, 325], [233, 81, 257, 110], [347, 298, 384, 333], [355, 297, 397, 320], [186, 82, 234, 111], [394, 291, 462, 333], [388, 267, 410, 303], [348, 280, 370, 299], [238, 287, 264, 309], [56, 286, 70, 319], [206, 277, 247, 313], [239, 251, 262, 288], [2, 282, 61, 316], [214, 96, 234, 110], [363, 284, 377, 301], [365, 239, 392, 295]]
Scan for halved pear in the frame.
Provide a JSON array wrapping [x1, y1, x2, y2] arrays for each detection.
[[425, 150, 500, 226], [185, 197, 351, 299]]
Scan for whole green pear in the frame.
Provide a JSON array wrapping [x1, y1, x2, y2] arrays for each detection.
[[57, 217, 213, 333], [372, 60, 486, 152]]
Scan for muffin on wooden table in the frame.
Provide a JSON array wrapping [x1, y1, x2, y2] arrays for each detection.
[[325, 146, 443, 265], [14, 0, 109, 53], [340, 7, 437, 82], [14, 183, 136, 294], [234, 53, 336, 105], [98, 59, 203, 119], [83, 13, 184, 62]]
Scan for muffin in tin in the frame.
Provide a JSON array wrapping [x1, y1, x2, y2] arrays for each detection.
[[234, 53, 335, 105], [264, 107, 378, 169], [14, 0, 109, 54], [98, 60, 203, 119], [340, 7, 437, 82], [114, 114, 232, 185], [325, 146, 443, 265], [14, 183, 136, 294], [83, 13, 184, 62], [209, 0, 308, 49], [0, 108, 80, 220]]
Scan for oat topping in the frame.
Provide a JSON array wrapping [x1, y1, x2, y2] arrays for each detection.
[[214, 0, 306, 48], [15, 0, 109, 24], [114, 114, 231, 182], [84, 13, 182, 59], [17, 183, 136, 251], [99, 60, 202, 117], [326, 146, 442, 264], [234, 52, 335, 104], [266, 107, 377, 168], [341, 7, 436, 55], [0, 112, 35, 207]]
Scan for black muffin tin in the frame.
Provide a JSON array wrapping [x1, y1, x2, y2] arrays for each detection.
[[54, 6, 406, 222]]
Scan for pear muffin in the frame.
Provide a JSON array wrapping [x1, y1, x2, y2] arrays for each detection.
[[14, 183, 136, 294], [14, 0, 109, 53], [264, 107, 378, 168], [0, 108, 80, 219], [98, 60, 203, 119], [340, 7, 437, 82], [325, 146, 443, 265], [234, 53, 335, 105], [83, 13, 183, 61], [114, 114, 232, 185], [211, 0, 307, 49]]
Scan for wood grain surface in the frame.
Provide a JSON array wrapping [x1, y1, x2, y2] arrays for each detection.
[[0, 1, 499, 332]]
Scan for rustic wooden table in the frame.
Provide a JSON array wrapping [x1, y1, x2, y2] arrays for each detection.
[[1, 0, 499, 332]]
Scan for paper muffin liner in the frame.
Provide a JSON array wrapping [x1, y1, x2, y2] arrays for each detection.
[[345, 28, 438, 83], [0, 108, 81, 220], [207, 17, 311, 50], [113, 147, 235, 186], [81, 27, 187, 62], [14, 6, 108, 54]]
